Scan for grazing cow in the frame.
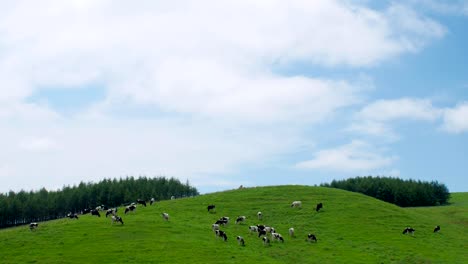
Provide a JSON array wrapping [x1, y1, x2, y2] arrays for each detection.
[[289, 227, 295, 237], [433, 225, 440, 233], [91, 209, 101, 217], [171, 196, 175, 200], [162, 212, 170, 221], [249, 225, 258, 234], [82, 208, 91, 215], [111, 215, 124, 225], [265, 226, 275, 233], [207, 205, 216, 212], [258, 229, 267, 237], [29, 222, 38, 231], [215, 230, 228, 241], [212, 224, 220, 232], [124, 205, 136, 214], [291, 201, 302, 208], [403, 227, 415, 235], [137, 199, 147, 207], [257, 211, 263, 220], [105, 208, 117, 217], [262, 236, 270, 246], [271, 233, 284, 243], [235, 216, 246, 224], [257, 224, 266, 230], [316, 202, 323, 212], [215, 219, 228, 226], [307, 234, 317, 242], [150, 198, 155, 206], [236, 236, 245, 246], [67, 212, 79, 219]]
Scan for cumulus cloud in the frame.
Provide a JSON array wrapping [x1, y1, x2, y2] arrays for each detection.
[[441, 102, 468, 133], [295, 140, 397, 172], [0, 1, 452, 192]]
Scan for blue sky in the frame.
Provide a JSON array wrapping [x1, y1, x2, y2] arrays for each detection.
[[0, 0, 467, 194]]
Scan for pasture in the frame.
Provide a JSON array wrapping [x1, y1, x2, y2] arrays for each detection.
[[0, 186, 466, 263]]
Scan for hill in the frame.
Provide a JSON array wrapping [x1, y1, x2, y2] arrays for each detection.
[[0, 186, 466, 263]]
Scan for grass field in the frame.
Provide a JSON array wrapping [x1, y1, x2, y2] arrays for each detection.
[[0, 186, 466, 263]]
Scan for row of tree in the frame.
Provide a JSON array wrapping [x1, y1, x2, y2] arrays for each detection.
[[321, 176, 450, 207], [0, 176, 199, 229]]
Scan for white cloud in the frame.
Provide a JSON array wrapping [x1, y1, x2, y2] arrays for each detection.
[[295, 140, 397, 172], [441, 102, 468, 133], [19, 137, 59, 152], [357, 98, 441, 122]]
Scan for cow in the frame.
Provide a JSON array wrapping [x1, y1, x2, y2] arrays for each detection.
[[265, 226, 275, 233], [289, 227, 295, 237], [124, 205, 136, 214], [262, 236, 270, 246], [291, 201, 302, 208], [82, 208, 91, 215], [91, 209, 101, 217], [316, 202, 323, 212], [137, 199, 147, 207], [257, 211, 263, 220], [433, 225, 440, 233], [235, 216, 246, 224], [171, 196, 175, 200], [162, 212, 170, 221], [29, 222, 38, 231], [207, 205, 216, 212], [212, 224, 220, 232], [111, 215, 124, 225], [271, 233, 284, 243], [150, 198, 155, 206], [258, 229, 267, 237], [236, 236, 245, 246], [67, 212, 79, 219], [403, 227, 415, 235], [215, 230, 228, 241], [215, 219, 228, 226], [307, 234, 317, 242], [249, 225, 258, 234], [106, 208, 117, 217]]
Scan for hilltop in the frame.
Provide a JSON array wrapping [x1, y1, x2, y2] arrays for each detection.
[[0, 186, 466, 263]]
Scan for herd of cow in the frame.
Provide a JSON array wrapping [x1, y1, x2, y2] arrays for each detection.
[[28, 197, 166, 231], [27, 197, 441, 248], [208, 200, 322, 247]]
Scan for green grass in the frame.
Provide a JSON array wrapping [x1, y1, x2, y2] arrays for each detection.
[[0, 186, 467, 263]]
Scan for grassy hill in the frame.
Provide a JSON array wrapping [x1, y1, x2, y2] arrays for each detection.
[[0, 186, 466, 263]]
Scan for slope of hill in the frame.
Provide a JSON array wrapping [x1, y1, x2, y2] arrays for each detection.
[[0, 186, 466, 263]]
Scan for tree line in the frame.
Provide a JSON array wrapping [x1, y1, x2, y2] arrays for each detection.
[[320, 176, 450, 207], [0, 176, 199, 229]]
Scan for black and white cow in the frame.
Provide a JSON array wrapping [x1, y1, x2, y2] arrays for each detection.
[[137, 199, 147, 207], [262, 236, 270, 246], [215, 230, 228, 241], [258, 229, 267, 237], [207, 204, 216, 212], [271, 233, 284, 243], [29, 222, 38, 230], [249, 225, 258, 234], [235, 216, 246, 224], [82, 208, 91, 215], [212, 224, 220, 232], [150, 198, 155, 206], [289, 227, 295, 237], [236, 236, 245, 246], [257, 211, 263, 220], [403, 227, 415, 235], [91, 209, 101, 217], [67, 212, 79, 219], [124, 205, 136, 214], [307, 234, 317, 242], [162, 212, 170, 221], [106, 208, 117, 217], [291, 201, 302, 208], [111, 215, 124, 225], [316, 202, 323, 212], [433, 225, 440, 233], [215, 219, 228, 226]]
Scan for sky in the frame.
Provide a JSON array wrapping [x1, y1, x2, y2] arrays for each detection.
[[0, 0, 467, 194]]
